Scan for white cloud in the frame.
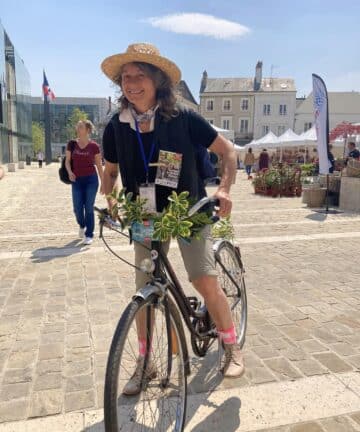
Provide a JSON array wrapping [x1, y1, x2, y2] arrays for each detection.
[[145, 13, 250, 40]]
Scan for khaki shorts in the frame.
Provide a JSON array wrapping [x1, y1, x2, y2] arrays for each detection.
[[134, 225, 218, 290]]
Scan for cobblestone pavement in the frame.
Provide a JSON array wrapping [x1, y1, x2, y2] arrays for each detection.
[[0, 163, 359, 431]]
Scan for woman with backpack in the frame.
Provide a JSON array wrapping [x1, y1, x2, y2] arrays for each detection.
[[65, 120, 103, 245]]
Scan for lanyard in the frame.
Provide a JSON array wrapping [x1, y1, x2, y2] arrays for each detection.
[[135, 120, 156, 184]]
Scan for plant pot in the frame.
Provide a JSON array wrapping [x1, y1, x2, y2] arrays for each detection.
[[302, 187, 326, 207]]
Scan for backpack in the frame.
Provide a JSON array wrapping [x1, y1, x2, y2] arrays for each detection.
[[58, 141, 76, 184]]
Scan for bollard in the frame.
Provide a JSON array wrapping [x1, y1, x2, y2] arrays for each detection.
[[18, 161, 25, 169], [8, 163, 16, 172]]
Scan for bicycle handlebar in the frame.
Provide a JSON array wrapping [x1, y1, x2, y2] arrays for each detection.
[[187, 197, 220, 218]]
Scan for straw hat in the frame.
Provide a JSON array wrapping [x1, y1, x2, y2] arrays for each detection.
[[101, 43, 181, 86]]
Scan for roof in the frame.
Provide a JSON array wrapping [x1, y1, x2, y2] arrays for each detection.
[[176, 80, 198, 105], [202, 77, 296, 93], [296, 92, 360, 114]]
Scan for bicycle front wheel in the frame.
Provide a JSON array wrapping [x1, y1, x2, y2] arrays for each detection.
[[104, 295, 187, 432], [214, 240, 247, 348]]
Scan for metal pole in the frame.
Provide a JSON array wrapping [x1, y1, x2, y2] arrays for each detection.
[[44, 96, 52, 164]]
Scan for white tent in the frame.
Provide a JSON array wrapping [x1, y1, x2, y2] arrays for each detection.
[[277, 129, 303, 146], [211, 124, 235, 141], [298, 126, 317, 142], [245, 131, 279, 149]]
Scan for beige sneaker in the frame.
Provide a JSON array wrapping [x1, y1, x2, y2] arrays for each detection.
[[123, 357, 157, 396], [222, 344, 245, 378]]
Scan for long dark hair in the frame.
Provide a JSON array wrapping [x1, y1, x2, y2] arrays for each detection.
[[115, 62, 178, 121]]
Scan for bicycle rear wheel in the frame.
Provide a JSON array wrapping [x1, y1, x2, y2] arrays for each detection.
[[214, 240, 247, 348], [104, 295, 187, 431]]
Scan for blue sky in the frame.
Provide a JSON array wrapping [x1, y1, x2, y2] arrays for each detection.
[[1, 0, 360, 102]]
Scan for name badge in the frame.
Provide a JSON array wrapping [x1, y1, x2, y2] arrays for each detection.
[[139, 183, 156, 213], [131, 220, 155, 243], [155, 150, 183, 189]]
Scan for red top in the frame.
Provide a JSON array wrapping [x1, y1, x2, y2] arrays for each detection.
[[67, 140, 100, 177]]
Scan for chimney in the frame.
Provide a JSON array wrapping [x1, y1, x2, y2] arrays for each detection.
[[254, 61, 262, 91], [200, 70, 208, 93]]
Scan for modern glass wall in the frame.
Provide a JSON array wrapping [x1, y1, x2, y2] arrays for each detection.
[[32, 102, 101, 155], [0, 21, 31, 164]]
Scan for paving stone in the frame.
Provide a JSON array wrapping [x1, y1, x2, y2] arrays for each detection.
[[66, 347, 92, 362], [36, 359, 63, 375], [347, 355, 360, 369], [351, 411, 360, 425], [330, 342, 357, 356], [0, 399, 28, 422], [313, 352, 353, 373], [289, 421, 324, 431], [264, 357, 302, 380], [66, 333, 90, 348], [64, 389, 95, 412], [29, 389, 62, 418], [0, 382, 31, 401], [66, 374, 94, 392], [38, 343, 64, 360], [293, 359, 328, 376], [65, 360, 92, 378], [34, 373, 62, 391], [298, 339, 329, 353], [7, 350, 37, 368], [251, 344, 281, 359], [280, 325, 310, 341], [3, 367, 33, 384], [320, 415, 359, 431], [311, 328, 340, 343], [246, 366, 277, 384]]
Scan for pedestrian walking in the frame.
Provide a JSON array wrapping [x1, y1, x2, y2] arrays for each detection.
[[65, 120, 104, 245], [244, 148, 255, 179], [37, 151, 44, 168], [259, 148, 269, 171]]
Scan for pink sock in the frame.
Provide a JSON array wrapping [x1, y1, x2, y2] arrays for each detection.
[[139, 339, 152, 357], [218, 325, 237, 345]]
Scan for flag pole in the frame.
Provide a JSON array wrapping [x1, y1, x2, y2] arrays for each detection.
[[43, 71, 52, 164]]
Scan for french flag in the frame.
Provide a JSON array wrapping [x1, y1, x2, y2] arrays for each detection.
[[42, 71, 55, 102]]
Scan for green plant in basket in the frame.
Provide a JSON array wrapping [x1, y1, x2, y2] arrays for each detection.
[[211, 217, 234, 240]]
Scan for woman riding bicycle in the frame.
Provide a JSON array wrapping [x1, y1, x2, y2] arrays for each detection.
[[101, 43, 244, 395]]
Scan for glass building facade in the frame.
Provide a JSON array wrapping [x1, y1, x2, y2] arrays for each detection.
[[0, 20, 32, 164], [31, 97, 111, 156]]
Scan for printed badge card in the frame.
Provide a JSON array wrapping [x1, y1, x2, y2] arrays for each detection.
[[155, 150, 183, 188]]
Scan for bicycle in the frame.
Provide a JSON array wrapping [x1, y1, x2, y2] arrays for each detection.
[[95, 196, 247, 432]]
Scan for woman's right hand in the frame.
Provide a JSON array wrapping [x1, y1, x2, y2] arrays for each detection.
[[69, 172, 76, 182]]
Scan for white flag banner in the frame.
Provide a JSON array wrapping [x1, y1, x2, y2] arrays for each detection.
[[312, 74, 331, 174]]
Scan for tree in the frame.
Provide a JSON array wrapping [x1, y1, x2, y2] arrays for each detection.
[[32, 122, 45, 155], [65, 108, 89, 141]]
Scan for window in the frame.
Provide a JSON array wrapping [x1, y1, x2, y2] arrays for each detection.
[[206, 118, 214, 125], [206, 99, 214, 111], [304, 122, 312, 131], [223, 99, 231, 111], [279, 104, 287, 116], [262, 125, 269, 135], [221, 117, 232, 130], [263, 104, 271, 116], [277, 125, 286, 135], [240, 119, 249, 133], [241, 98, 249, 111]]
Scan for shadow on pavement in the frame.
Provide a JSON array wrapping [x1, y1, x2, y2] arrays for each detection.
[[83, 350, 242, 432], [31, 239, 86, 263]]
